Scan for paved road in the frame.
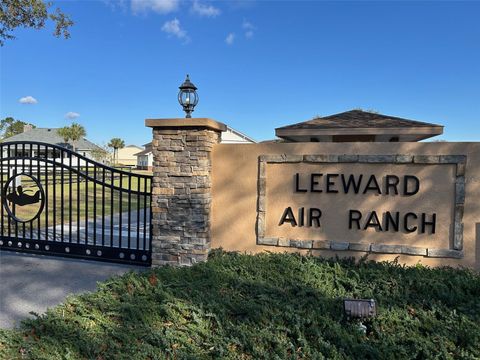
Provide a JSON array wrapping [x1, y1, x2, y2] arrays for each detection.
[[0, 251, 144, 329]]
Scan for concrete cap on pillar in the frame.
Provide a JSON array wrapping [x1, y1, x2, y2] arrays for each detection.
[[145, 118, 227, 132]]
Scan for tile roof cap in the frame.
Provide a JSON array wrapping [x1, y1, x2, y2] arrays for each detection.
[[276, 109, 443, 131]]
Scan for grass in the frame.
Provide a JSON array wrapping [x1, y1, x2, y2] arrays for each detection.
[[0, 251, 479, 359]]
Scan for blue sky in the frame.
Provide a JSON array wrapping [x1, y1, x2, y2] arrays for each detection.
[[1, 0, 479, 146]]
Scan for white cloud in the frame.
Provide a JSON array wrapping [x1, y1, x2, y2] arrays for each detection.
[[242, 20, 254, 30], [242, 19, 255, 38], [103, 0, 128, 12], [162, 18, 190, 42], [131, 0, 179, 14], [191, 0, 220, 17], [225, 33, 235, 45], [65, 112, 80, 119], [19, 96, 38, 104]]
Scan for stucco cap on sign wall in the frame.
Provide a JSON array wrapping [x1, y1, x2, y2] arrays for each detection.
[[275, 110, 444, 142], [145, 118, 227, 132]]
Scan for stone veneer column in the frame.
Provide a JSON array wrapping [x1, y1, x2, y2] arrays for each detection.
[[146, 118, 226, 266]]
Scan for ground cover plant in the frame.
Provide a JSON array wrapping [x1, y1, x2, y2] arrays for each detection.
[[1, 251, 479, 359]]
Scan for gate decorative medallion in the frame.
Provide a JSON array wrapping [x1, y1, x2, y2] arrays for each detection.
[[0, 141, 152, 265], [3, 173, 45, 223]]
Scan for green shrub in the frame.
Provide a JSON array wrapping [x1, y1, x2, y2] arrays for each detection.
[[1, 251, 479, 359]]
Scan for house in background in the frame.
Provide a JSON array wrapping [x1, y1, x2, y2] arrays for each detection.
[[136, 126, 256, 170], [116, 145, 143, 167], [275, 110, 444, 142], [135, 143, 153, 171], [219, 126, 256, 144], [1, 126, 103, 159]]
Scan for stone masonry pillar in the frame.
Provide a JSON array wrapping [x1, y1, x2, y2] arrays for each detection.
[[146, 118, 226, 266]]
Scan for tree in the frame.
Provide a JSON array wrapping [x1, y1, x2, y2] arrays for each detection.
[[68, 122, 86, 152], [0, 0, 73, 46], [90, 145, 110, 164], [108, 138, 125, 165], [0, 117, 35, 139], [57, 126, 71, 147], [57, 123, 86, 151]]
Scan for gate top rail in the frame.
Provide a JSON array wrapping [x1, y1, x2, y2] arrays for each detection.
[[0, 141, 153, 180]]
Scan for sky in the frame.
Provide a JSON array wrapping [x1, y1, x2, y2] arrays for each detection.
[[1, 0, 479, 146]]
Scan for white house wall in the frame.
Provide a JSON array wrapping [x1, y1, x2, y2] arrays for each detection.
[[220, 129, 255, 144]]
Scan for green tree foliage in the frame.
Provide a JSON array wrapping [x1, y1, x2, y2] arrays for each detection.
[[90, 145, 110, 164], [0, 117, 35, 139], [68, 122, 86, 151], [0, 0, 73, 46], [58, 122, 86, 151], [57, 126, 70, 145], [108, 137, 125, 165]]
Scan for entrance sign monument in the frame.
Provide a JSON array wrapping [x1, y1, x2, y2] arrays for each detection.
[[256, 154, 466, 259], [210, 141, 479, 269], [142, 101, 479, 270], [1, 89, 478, 270]]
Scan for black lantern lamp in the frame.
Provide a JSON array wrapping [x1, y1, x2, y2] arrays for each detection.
[[178, 74, 199, 118]]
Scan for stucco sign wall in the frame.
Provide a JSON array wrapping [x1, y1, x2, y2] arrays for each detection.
[[211, 142, 480, 269], [257, 154, 466, 258]]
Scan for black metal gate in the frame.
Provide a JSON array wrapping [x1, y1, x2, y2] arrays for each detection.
[[0, 141, 152, 266]]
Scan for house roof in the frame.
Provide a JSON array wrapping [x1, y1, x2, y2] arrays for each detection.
[[134, 148, 151, 156], [275, 110, 444, 142], [122, 145, 143, 150], [276, 110, 443, 131], [224, 126, 256, 143], [2, 128, 102, 151]]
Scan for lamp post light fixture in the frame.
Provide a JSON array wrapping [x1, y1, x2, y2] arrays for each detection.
[[178, 74, 199, 118]]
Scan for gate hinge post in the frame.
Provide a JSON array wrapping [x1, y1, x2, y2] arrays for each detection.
[[146, 118, 226, 266]]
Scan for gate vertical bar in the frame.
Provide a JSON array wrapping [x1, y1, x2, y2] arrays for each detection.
[[37, 144, 41, 241], [136, 176, 140, 250], [85, 163, 89, 246], [69, 151, 73, 243], [119, 173, 123, 248], [110, 171, 114, 247], [127, 175, 131, 250], [102, 167, 105, 246], [143, 176, 147, 251], [93, 165, 97, 246], [61, 149, 64, 242], [7, 144, 12, 238], [53, 147, 57, 241], [76, 153, 80, 244]]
